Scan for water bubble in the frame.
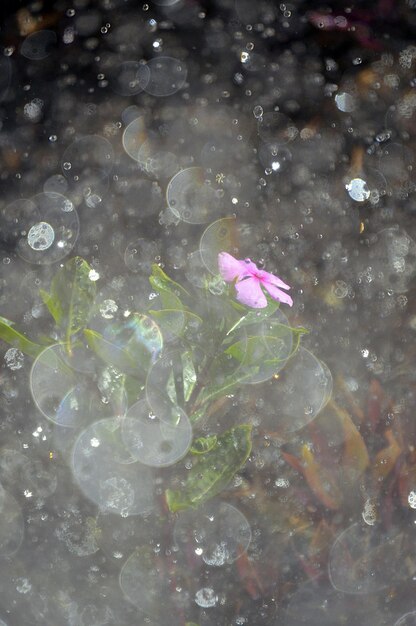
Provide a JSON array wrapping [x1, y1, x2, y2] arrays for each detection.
[[144, 56, 187, 97], [167, 167, 221, 224], [408, 490, 416, 509], [395, 611, 416, 626], [174, 501, 251, 566], [20, 30, 57, 60], [27, 221, 55, 251], [195, 588, 218, 608], [335, 92, 357, 113], [4, 348, 24, 370], [253, 105, 263, 119], [109, 61, 150, 96], [122, 400, 192, 467], [345, 178, 370, 202], [99, 299, 118, 319], [72, 417, 154, 515]]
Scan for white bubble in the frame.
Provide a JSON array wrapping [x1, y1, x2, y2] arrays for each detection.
[[4, 348, 24, 370], [345, 178, 370, 202], [195, 587, 218, 608], [335, 92, 356, 112], [99, 299, 118, 319], [408, 490, 416, 509], [27, 221, 55, 251]]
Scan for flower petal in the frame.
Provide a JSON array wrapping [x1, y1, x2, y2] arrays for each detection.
[[262, 270, 291, 291], [263, 281, 293, 306], [235, 277, 267, 308], [218, 252, 247, 282]]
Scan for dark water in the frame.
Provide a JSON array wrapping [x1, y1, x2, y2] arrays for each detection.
[[1, 1, 416, 625]]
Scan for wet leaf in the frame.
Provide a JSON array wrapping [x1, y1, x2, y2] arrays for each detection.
[[41, 257, 96, 349], [283, 445, 342, 510], [84, 314, 160, 378], [332, 402, 369, 480], [190, 435, 217, 454], [165, 424, 252, 512], [0, 317, 44, 359], [149, 264, 190, 299], [226, 298, 280, 335], [372, 429, 402, 482]]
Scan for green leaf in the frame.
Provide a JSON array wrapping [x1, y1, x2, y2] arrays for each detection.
[[0, 317, 44, 359], [226, 298, 280, 335], [45, 257, 96, 348], [190, 435, 217, 454], [149, 309, 202, 340], [149, 264, 190, 299], [195, 367, 258, 407], [84, 314, 162, 378], [165, 424, 252, 512]]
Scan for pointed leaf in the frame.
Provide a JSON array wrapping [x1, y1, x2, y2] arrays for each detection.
[[226, 298, 280, 335], [149, 264, 190, 298], [190, 435, 217, 454], [165, 424, 252, 511], [0, 317, 44, 359], [46, 257, 96, 346]]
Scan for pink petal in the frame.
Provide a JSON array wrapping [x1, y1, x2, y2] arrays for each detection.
[[263, 281, 293, 307], [218, 252, 247, 282], [235, 277, 268, 308], [262, 270, 291, 291]]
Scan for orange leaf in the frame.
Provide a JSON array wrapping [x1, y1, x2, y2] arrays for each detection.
[[372, 429, 402, 482], [300, 445, 342, 510], [335, 403, 369, 479]]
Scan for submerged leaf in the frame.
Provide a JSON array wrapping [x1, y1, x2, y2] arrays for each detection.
[[84, 314, 162, 377], [165, 424, 252, 512], [0, 317, 44, 359], [43, 257, 96, 348], [149, 264, 190, 299], [226, 298, 280, 335], [190, 435, 217, 454]]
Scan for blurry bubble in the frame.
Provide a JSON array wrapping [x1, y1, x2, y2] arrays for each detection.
[[122, 400, 192, 467], [378, 142, 414, 187], [99, 299, 118, 319], [121, 105, 142, 126], [144, 56, 187, 97], [184, 250, 210, 288], [199, 217, 266, 275], [368, 227, 416, 293], [4, 347, 24, 370], [61, 135, 114, 182], [122, 116, 148, 161], [345, 178, 370, 202], [258, 142, 292, 173], [227, 311, 294, 385], [329, 523, 406, 594], [99, 314, 163, 376], [109, 61, 150, 96], [20, 30, 57, 60], [260, 347, 332, 434], [120, 545, 184, 618], [72, 417, 154, 515], [361, 498, 377, 526], [1, 193, 79, 265], [124, 239, 159, 273], [0, 485, 24, 556], [166, 167, 221, 224], [0, 55, 11, 102], [174, 501, 251, 566], [27, 221, 55, 251], [146, 350, 199, 424], [137, 139, 179, 179], [253, 105, 263, 119], [195, 588, 218, 608], [30, 344, 79, 426], [257, 111, 298, 144], [395, 612, 416, 626], [332, 280, 349, 298], [408, 490, 416, 509], [54, 510, 99, 557], [335, 92, 357, 112], [43, 174, 68, 195]]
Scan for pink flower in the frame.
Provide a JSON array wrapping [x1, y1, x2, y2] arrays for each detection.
[[218, 252, 293, 309]]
